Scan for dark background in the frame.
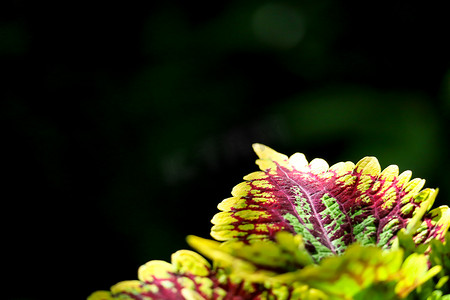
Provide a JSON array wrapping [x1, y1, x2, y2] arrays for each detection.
[[2, 1, 449, 299]]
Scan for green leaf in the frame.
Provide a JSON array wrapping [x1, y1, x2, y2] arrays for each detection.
[[189, 232, 441, 299], [279, 244, 404, 298], [430, 232, 450, 294], [187, 232, 314, 282], [424, 290, 450, 300], [395, 253, 441, 298]]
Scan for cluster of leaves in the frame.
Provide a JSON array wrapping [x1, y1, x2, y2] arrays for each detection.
[[89, 144, 450, 300]]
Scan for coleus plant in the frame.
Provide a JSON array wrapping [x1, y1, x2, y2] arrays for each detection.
[[89, 144, 450, 300]]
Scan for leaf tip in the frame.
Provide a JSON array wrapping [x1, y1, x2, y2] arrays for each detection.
[[289, 152, 309, 169], [356, 156, 381, 175], [252, 143, 288, 162], [252, 143, 267, 157], [87, 291, 113, 300]]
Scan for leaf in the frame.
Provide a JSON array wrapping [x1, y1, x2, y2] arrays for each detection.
[[414, 207, 450, 246], [288, 244, 406, 299], [395, 253, 441, 298], [211, 144, 450, 262], [189, 232, 441, 299], [430, 232, 450, 294], [187, 232, 314, 283], [187, 232, 329, 299], [87, 249, 302, 300], [87, 250, 229, 300], [425, 290, 450, 300]]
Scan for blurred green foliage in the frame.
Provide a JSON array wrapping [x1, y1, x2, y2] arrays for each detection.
[[1, 1, 449, 299]]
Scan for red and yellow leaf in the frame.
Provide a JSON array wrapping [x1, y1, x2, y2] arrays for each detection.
[[88, 250, 227, 300], [211, 144, 450, 262], [87, 249, 289, 300]]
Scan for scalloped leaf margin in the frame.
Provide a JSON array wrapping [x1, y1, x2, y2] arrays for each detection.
[[211, 144, 450, 261]]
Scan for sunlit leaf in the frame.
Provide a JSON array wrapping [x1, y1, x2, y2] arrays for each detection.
[[211, 144, 449, 262], [425, 290, 450, 300], [88, 250, 229, 300], [187, 232, 314, 282], [87, 249, 305, 300], [89, 144, 450, 299], [189, 231, 441, 299], [430, 232, 450, 295]]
